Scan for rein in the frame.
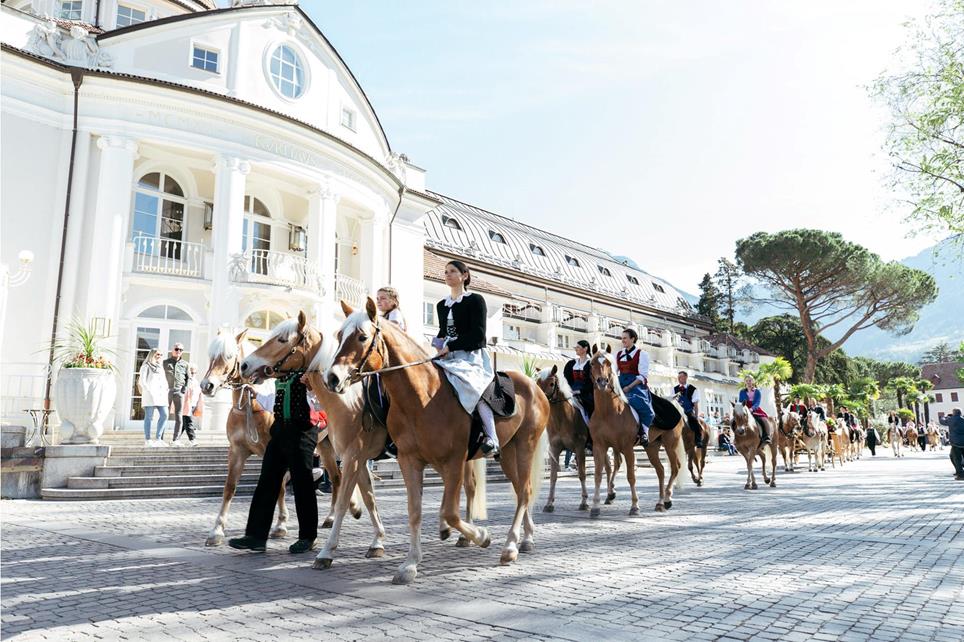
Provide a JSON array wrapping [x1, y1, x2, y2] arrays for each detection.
[[348, 318, 437, 383]]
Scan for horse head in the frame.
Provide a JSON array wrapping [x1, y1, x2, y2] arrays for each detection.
[[240, 310, 321, 384], [535, 364, 562, 401], [201, 328, 247, 396], [589, 345, 620, 396], [731, 402, 751, 436], [802, 411, 819, 438], [325, 298, 387, 394], [785, 411, 803, 437]]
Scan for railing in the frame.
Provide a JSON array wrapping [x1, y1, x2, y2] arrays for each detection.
[[232, 249, 322, 292], [132, 235, 205, 278], [602, 318, 628, 338], [0, 361, 49, 424], [503, 302, 542, 323], [554, 306, 589, 332], [336, 273, 367, 307], [644, 330, 662, 346]]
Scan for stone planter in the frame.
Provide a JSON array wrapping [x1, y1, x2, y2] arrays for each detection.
[[54, 368, 117, 444]]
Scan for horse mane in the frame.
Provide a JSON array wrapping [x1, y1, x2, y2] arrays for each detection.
[[268, 318, 299, 341], [308, 318, 342, 374], [208, 331, 238, 360]]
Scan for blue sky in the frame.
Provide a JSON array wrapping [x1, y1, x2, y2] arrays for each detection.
[[302, 0, 942, 293]]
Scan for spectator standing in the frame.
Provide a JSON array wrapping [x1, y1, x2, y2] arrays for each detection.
[[174, 365, 203, 446], [163, 343, 190, 444], [138, 349, 169, 447], [940, 409, 964, 480]]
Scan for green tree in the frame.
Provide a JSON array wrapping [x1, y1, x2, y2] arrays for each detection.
[[920, 341, 959, 364], [757, 357, 794, 424], [873, 0, 964, 241], [696, 272, 724, 331], [713, 258, 748, 334], [917, 379, 935, 424], [736, 229, 938, 382], [888, 376, 920, 412], [849, 376, 881, 423]]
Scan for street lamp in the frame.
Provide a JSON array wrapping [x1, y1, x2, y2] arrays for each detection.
[[0, 249, 35, 345]]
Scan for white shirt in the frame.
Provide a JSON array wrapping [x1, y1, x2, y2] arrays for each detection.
[[617, 346, 649, 383], [386, 308, 407, 332]]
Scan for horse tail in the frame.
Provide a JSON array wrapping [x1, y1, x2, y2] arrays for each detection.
[[528, 427, 550, 508], [469, 457, 488, 521], [673, 420, 687, 490]]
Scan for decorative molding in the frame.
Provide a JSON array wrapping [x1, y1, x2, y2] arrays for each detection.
[[213, 155, 252, 176], [262, 12, 323, 58], [96, 135, 139, 156], [385, 152, 409, 184], [25, 22, 112, 68]]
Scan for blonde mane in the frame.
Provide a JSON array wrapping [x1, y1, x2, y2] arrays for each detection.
[[593, 351, 627, 403], [208, 331, 238, 361], [538, 366, 586, 414], [267, 318, 300, 342]]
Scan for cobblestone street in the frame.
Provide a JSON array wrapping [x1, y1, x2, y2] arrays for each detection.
[[2, 450, 961, 641]]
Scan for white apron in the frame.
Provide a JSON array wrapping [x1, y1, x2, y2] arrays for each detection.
[[436, 348, 494, 415]]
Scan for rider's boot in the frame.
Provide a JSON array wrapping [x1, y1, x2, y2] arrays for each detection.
[[478, 401, 500, 458]]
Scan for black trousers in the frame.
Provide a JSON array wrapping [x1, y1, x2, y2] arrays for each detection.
[[245, 420, 319, 541], [168, 391, 184, 438], [685, 411, 702, 442], [950, 445, 963, 477], [918, 434, 927, 451], [174, 415, 196, 442], [867, 441, 876, 456]]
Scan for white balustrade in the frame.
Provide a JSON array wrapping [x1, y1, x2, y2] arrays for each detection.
[[235, 249, 323, 293], [335, 272, 367, 306], [131, 235, 205, 278]]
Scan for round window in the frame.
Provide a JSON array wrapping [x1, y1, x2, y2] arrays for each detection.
[[268, 44, 306, 99]]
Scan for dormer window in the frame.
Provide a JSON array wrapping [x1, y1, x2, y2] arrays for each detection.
[[340, 107, 356, 131], [529, 244, 546, 257], [597, 265, 612, 277], [626, 275, 640, 285], [191, 45, 220, 73], [116, 3, 146, 27], [489, 230, 506, 244], [60, 0, 83, 20], [565, 255, 580, 268], [653, 282, 666, 293], [441, 214, 462, 230]]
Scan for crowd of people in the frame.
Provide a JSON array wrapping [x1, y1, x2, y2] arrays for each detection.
[[136, 342, 203, 447]]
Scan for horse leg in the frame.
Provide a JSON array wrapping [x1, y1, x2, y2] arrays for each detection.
[[519, 507, 536, 554], [590, 447, 605, 518], [758, 450, 769, 487], [576, 448, 589, 511], [624, 446, 639, 516], [312, 453, 362, 569], [543, 444, 561, 513], [356, 463, 386, 559], [663, 433, 684, 509], [605, 450, 620, 504], [769, 445, 778, 488], [499, 442, 528, 565], [318, 444, 341, 529], [392, 455, 427, 585], [206, 446, 248, 546], [271, 472, 290, 538], [438, 459, 490, 555], [454, 460, 474, 547], [744, 452, 755, 490], [643, 444, 666, 512]]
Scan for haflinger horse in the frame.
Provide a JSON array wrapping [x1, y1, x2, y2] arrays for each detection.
[[324, 298, 550, 584], [801, 411, 827, 472], [536, 364, 613, 512], [588, 346, 686, 516], [828, 423, 848, 468], [888, 425, 903, 458], [677, 404, 710, 487], [237, 312, 389, 564], [730, 403, 778, 490], [925, 424, 941, 450], [847, 424, 865, 461], [200, 329, 289, 546], [903, 424, 920, 452], [776, 411, 804, 473]]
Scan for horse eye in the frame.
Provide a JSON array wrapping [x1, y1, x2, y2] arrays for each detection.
[[277, 336, 287, 343], [358, 334, 368, 343]]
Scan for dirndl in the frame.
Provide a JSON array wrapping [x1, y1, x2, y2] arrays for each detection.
[[436, 348, 494, 415]]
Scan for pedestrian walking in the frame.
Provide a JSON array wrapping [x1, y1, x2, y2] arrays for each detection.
[[939, 409, 964, 480], [228, 370, 319, 554], [163, 343, 190, 444], [174, 365, 202, 446], [138, 349, 169, 447], [866, 424, 880, 456]]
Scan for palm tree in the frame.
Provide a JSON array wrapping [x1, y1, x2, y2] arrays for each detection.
[[848, 376, 881, 424], [823, 384, 848, 418], [888, 377, 919, 415], [757, 357, 793, 427], [916, 379, 934, 425]]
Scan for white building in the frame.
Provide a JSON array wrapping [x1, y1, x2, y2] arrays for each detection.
[[1, 0, 770, 435], [922, 362, 964, 423]]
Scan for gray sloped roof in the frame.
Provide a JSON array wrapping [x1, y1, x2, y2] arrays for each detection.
[[423, 191, 697, 317]]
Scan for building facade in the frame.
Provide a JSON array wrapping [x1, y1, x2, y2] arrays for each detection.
[[1, 0, 771, 435], [922, 362, 964, 423]]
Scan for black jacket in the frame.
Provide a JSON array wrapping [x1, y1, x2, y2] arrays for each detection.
[[436, 293, 487, 352], [563, 358, 594, 416], [940, 413, 964, 447]]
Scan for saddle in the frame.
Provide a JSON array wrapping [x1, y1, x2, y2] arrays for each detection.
[[649, 393, 682, 430], [467, 372, 516, 460], [362, 375, 394, 460]]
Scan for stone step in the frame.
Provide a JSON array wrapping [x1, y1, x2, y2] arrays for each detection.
[[68, 472, 264, 489], [41, 484, 260, 500], [95, 464, 262, 477]]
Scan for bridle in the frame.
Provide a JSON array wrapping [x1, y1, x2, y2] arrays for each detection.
[[347, 316, 436, 384], [543, 376, 571, 405], [265, 327, 312, 378]]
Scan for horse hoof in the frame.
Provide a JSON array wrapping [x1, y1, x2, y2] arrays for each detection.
[[769, 482, 776, 488], [654, 503, 666, 513], [351, 508, 362, 520], [205, 534, 224, 547], [312, 557, 333, 570], [578, 502, 589, 511], [606, 492, 617, 502], [322, 518, 334, 529], [696, 480, 703, 487], [500, 549, 518, 565], [392, 567, 418, 585], [269, 527, 288, 539], [751, 483, 758, 490], [629, 506, 639, 516], [663, 500, 672, 510], [744, 484, 751, 490], [589, 507, 601, 519], [365, 547, 385, 559], [519, 540, 534, 553], [455, 536, 471, 548], [542, 504, 554, 513], [439, 527, 451, 541]]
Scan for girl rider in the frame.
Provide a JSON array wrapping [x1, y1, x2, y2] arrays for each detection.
[[433, 261, 499, 457], [738, 375, 771, 444], [616, 329, 654, 448]]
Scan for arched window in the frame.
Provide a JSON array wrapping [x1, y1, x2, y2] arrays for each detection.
[[132, 172, 186, 258], [244, 309, 287, 346], [489, 230, 506, 244], [441, 214, 462, 230]]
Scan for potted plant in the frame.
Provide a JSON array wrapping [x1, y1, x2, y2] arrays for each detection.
[[49, 318, 117, 444]]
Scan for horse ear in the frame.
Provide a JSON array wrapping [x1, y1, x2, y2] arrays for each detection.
[[591, 344, 598, 355], [730, 400, 736, 408], [235, 328, 248, 344], [605, 344, 612, 354], [297, 310, 308, 331], [551, 364, 558, 376], [365, 296, 378, 322], [340, 300, 354, 317]]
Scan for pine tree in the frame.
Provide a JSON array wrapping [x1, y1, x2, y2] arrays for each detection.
[[696, 273, 724, 331]]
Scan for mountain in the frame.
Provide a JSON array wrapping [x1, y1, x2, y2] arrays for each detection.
[[738, 237, 962, 363]]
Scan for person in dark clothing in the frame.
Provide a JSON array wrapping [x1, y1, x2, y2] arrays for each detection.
[[163, 343, 190, 443], [673, 371, 704, 448], [866, 424, 879, 456], [229, 371, 318, 553], [563, 339, 595, 455], [940, 409, 964, 480]]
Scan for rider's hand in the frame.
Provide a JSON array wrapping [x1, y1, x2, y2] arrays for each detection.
[[622, 385, 631, 394], [436, 345, 450, 358]]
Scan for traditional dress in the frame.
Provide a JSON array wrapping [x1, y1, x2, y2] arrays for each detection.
[[385, 308, 407, 332], [563, 355, 594, 419], [674, 381, 703, 444], [616, 346, 654, 431], [433, 292, 493, 416], [738, 387, 770, 441]]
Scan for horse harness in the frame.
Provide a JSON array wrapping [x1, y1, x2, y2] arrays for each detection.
[[348, 316, 437, 383]]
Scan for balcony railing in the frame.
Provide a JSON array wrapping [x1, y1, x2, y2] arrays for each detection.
[[231, 249, 322, 292], [503, 302, 542, 324], [554, 307, 589, 332], [132, 235, 205, 278], [602, 318, 628, 338], [335, 273, 367, 306]]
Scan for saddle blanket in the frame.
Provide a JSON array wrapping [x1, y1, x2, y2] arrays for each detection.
[[482, 371, 516, 418], [629, 393, 682, 430]]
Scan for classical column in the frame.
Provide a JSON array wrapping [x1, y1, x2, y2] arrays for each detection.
[[359, 210, 387, 296], [306, 181, 340, 322], [209, 154, 249, 335], [84, 136, 138, 348]]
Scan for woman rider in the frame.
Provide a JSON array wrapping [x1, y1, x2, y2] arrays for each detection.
[[376, 286, 407, 332], [616, 329, 654, 448], [563, 339, 595, 456], [738, 375, 771, 444], [433, 260, 499, 457]]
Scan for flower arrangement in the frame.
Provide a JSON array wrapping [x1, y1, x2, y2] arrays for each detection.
[[47, 317, 116, 371]]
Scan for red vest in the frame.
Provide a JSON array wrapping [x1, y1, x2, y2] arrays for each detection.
[[617, 348, 640, 376], [572, 368, 586, 385]]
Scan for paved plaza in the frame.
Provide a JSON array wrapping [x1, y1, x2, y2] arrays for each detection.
[[2, 449, 962, 641]]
